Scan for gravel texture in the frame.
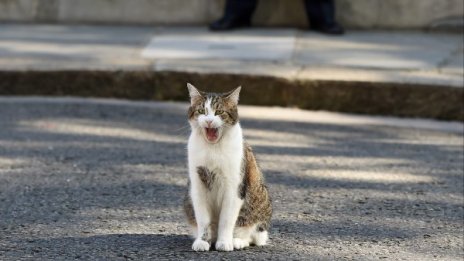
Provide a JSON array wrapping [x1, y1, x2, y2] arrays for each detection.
[[0, 97, 462, 260]]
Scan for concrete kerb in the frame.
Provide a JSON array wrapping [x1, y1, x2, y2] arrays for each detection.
[[0, 70, 462, 121]]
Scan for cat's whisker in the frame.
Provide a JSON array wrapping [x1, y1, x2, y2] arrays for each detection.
[[170, 125, 192, 139], [174, 124, 191, 132]]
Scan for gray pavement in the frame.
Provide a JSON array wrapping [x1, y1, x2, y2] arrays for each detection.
[[0, 97, 462, 260], [0, 24, 462, 87]]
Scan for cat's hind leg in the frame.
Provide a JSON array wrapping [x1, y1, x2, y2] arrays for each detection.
[[232, 226, 255, 250], [251, 229, 268, 246]]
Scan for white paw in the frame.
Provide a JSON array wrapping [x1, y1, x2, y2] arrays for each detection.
[[192, 239, 210, 252], [253, 231, 268, 246], [233, 238, 249, 250], [215, 240, 234, 251]]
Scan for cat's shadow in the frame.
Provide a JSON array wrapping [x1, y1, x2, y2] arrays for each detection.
[[20, 233, 272, 253]]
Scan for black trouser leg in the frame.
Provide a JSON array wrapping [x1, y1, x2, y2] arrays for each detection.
[[304, 0, 336, 29], [223, 0, 258, 22], [210, 0, 258, 30]]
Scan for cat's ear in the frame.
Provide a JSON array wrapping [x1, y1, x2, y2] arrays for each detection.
[[187, 83, 202, 105], [225, 86, 241, 105]]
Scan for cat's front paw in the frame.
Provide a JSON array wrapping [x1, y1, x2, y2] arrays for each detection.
[[192, 239, 210, 252], [215, 240, 234, 251]]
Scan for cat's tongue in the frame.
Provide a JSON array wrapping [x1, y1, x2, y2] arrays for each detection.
[[205, 128, 218, 142]]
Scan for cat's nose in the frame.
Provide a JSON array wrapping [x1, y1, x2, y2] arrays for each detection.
[[205, 120, 213, 127]]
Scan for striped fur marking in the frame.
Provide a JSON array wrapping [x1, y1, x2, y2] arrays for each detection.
[[188, 91, 239, 125]]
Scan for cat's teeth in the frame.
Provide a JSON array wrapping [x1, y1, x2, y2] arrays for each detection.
[[205, 128, 219, 142]]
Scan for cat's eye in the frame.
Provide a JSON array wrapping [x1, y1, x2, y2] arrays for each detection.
[[215, 110, 224, 115], [197, 108, 205, 114]]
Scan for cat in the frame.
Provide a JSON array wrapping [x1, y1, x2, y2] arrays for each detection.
[[183, 83, 272, 252]]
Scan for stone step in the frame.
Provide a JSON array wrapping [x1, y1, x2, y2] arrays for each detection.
[[0, 24, 462, 121]]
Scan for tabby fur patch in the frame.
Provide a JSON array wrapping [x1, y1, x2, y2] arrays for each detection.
[[197, 166, 216, 190], [235, 143, 272, 231]]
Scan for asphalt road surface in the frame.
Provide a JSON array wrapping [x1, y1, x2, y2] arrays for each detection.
[[0, 97, 462, 260]]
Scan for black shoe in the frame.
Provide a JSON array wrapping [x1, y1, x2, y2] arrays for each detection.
[[209, 15, 251, 31], [311, 23, 345, 35]]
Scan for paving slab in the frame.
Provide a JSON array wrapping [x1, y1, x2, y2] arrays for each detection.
[[0, 24, 153, 70], [294, 31, 462, 70], [142, 28, 296, 60], [0, 97, 462, 260]]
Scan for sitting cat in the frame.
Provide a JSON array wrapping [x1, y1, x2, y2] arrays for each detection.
[[183, 83, 272, 252]]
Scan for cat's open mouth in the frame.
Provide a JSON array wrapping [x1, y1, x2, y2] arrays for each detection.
[[205, 127, 219, 142]]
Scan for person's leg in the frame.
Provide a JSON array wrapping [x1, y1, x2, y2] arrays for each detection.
[[209, 0, 258, 31], [305, 0, 324, 29], [225, 0, 257, 19], [304, 0, 344, 35]]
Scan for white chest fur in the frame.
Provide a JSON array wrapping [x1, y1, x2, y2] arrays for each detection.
[[188, 123, 243, 172], [188, 124, 244, 210]]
